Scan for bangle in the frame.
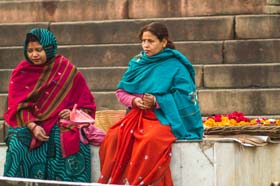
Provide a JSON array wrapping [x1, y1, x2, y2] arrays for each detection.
[[31, 124, 38, 132], [153, 96, 157, 107]]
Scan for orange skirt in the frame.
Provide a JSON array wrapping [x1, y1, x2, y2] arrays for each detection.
[[98, 108, 176, 186]]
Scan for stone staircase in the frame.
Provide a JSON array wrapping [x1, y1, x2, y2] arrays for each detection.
[[0, 0, 280, 144]]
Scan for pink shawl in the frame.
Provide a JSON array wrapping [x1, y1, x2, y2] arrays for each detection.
[[4, 54, 96, 156]]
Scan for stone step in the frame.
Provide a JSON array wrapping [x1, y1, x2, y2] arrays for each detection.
[[224, 39, 280, 64], [204, 63, 280, 88], [1, 38, 280, 69], [0, 65, 202, 93], [1, 15, 278, 46], [0, 16, 235, 47], [236, 15, 280, 39], [0, 41, 223, 69], [1, 88, 280, 118], [199, 88, 280, 116], [0, 0, 266, 23], [2, 63, 280, 93], [128, 0, 266, 18], [0, 0, 128, 23]]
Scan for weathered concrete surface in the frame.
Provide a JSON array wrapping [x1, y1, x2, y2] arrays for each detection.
[[2, 88, 280, 117], [0, 42, 223, 69], [198, 88, 280, 115], [0, 95, 7, 120], [50, 17, 234, 45], [224, 39, 280, 64], [0, 23, 48, 47], [0, 0, 128, 23], [267, 0, 280, 5], [265, 5, 280, 14], [203, 63, 280, 88], [0, 0, 266, 23], [0, 66, 203, 92], [1, 141, 280, 186], [236, 15, 280, 39], [128, 0, 266, 18]]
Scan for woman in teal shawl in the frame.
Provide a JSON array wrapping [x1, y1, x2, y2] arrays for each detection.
[[98, 22, 203, 186]]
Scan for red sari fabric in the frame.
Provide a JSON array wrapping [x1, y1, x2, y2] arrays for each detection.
[[4, 55, 96, 156], [98, 108, 176, 186]]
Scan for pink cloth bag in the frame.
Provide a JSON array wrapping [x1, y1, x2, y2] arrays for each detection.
[[61, 104, 106, 146]]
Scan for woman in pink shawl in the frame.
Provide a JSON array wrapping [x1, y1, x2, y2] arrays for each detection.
[[3, 28, 96, 182]]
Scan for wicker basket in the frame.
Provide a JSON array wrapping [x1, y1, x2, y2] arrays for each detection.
[[95, 110, 126, 132], [204, 125, 280, 139]]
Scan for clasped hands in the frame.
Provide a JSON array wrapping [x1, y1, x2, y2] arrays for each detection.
[[27, 109, 72, 142], [133, 93, 156, 110]]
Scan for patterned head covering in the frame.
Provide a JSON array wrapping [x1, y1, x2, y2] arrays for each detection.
[[24, 28, 58, 63]]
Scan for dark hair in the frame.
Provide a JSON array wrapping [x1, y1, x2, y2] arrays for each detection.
[[26, 34, 40, 43], [138, 22, 175, 49]]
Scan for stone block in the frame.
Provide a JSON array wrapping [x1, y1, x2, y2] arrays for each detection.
[[93, 92, 125, 110], [0, 41, 222, 69], [0, 23, 48, 47], [236, 15, 280, 39], [58, 44, 141, 67], [0, 0, 128, 23], [0, 47, 23, 69], [80, 65, 202, 91], [0, 70, 11, 93], [79, 67, 127, 91], [224, 39, 280, 64], [265, 5, 280, 14], [267, 0, 280, 5], [129, 0, 266, 18], [2, 141, 280, 185], [198, 88, 280, 115], [176, 41, 223, 64], [0, 95, 7, 120], [204, 64, 280, 88], [0, 121, 5, 143], [50, 17, 234, 45]]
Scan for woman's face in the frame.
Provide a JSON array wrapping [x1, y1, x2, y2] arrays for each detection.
[[27, 41, 47, 65], [141, 31, 167, 56]]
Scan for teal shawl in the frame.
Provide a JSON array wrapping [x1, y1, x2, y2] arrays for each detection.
[[117, 48, 203, 140]]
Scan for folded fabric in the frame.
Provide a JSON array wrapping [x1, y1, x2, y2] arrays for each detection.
[[59, 104, 105, 157]]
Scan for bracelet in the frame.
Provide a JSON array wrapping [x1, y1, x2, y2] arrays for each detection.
[[153, 96, 157, 107], [31, 124, 38, 132]]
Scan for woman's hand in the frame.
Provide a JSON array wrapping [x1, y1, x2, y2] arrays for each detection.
[[143, 93, 156, 109], [27, 122, 49, 141], [58, 109, 71, 119], [133, 94, 156, 110], [133, 97, 148, 110]]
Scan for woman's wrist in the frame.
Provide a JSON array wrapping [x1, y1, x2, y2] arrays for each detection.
[[27, 122, 36, 130]]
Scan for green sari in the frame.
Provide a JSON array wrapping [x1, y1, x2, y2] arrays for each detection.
[[4, 124, 91, 181]]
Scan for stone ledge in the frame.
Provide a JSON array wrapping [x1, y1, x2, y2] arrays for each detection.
[[224, 39, 280, 63], [267, 0, 280, 5], [1, 140, 280, 185], [236, 15, 280, 39], [50, 16, 234, 45], [0, 0, 128, 23], [128, 0, 266, 18], [199, 88, 280, 115], [265, 5, 280, 14], [203, 63, 280, 88], [0, 41, 223, 69]]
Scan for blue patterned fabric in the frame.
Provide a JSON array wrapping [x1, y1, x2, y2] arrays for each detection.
[[3, 124, 91, 182]]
